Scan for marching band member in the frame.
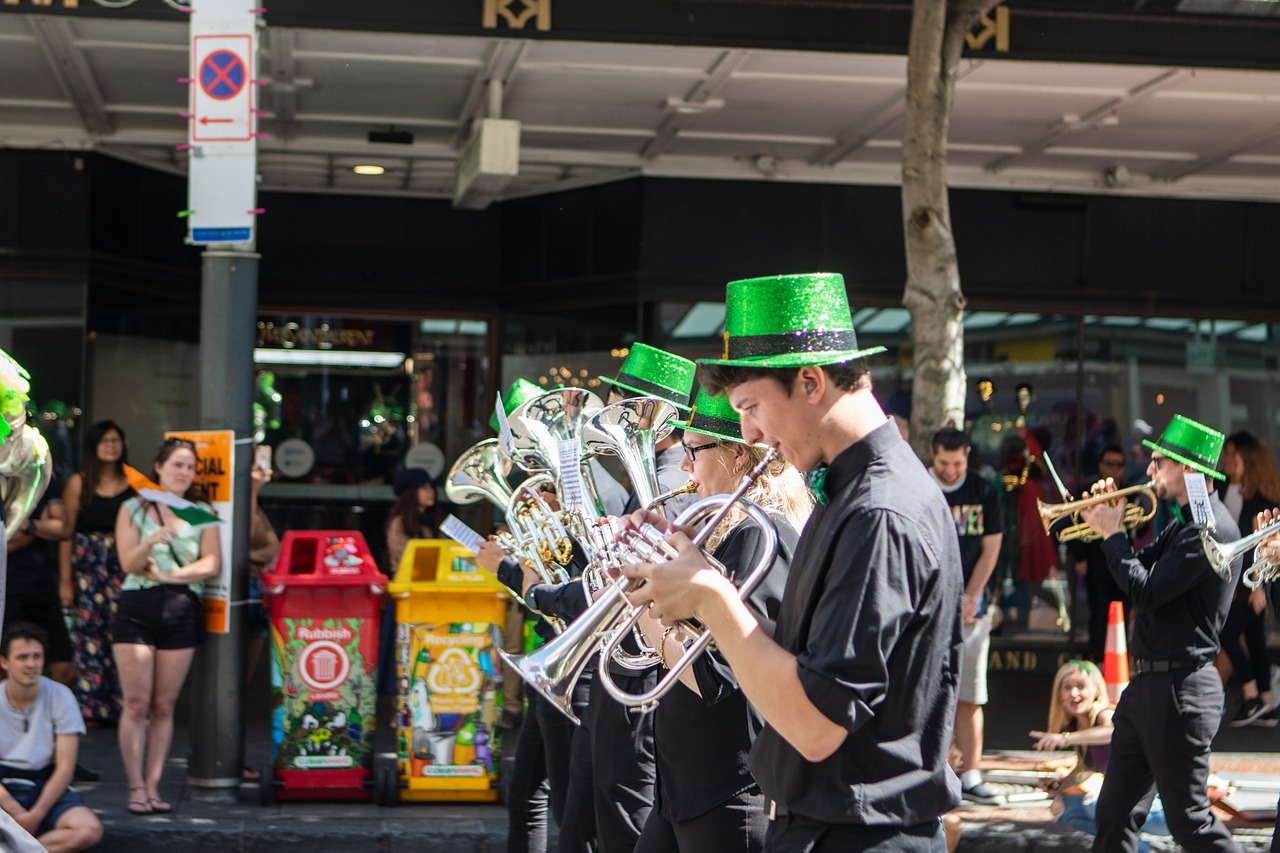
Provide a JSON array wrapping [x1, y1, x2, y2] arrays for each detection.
[[621, 273, 964, 852], [524, 344, 698, 853], [1078, 415, 1242, 853], [634, 388, 809, 853]]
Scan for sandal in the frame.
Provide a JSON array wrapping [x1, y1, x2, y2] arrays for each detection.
[[126, 789, 153, 815], [147, 796, 173, 814], [242, 768, 262, 782]]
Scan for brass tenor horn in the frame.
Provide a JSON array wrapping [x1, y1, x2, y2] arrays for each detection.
[[500, 449, 778, 724], [1037, 482, 1157, 542]]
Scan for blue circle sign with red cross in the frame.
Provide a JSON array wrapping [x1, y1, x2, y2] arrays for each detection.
[[199, 50, 247, 101]]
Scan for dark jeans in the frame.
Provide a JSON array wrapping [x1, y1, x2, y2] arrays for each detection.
[[1092, 665, 1241, 853], [634, 787, 767, 853], [1220, 592, 1270, 687], [763, 814, 944, 853]]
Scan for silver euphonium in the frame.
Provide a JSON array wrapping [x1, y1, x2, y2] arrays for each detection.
[[1210, 516, 1280, 588], [501, 450, 779, 724]]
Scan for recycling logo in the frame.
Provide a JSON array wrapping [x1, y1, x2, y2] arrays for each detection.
[[427, 647, 481, 695]]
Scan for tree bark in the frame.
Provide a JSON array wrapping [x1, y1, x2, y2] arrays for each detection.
[[901, 0, 1000, 460]]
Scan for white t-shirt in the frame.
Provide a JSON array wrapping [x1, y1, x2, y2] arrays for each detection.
[[0, 677, 85, 771]]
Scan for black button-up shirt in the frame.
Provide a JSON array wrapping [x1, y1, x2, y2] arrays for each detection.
[[1100, 492, 1240, 663], [749, 420, 963, 826]]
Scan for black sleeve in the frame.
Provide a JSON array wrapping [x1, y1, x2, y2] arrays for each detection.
[[527, 580, 590, 622], [495, 557, 525, 595], [690, 516, 797, 706]]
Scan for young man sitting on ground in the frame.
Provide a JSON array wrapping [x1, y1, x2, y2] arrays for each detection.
[[0, 622, 104, 852]]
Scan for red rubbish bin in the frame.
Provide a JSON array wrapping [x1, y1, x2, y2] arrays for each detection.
[[259, 531, 388, 803]]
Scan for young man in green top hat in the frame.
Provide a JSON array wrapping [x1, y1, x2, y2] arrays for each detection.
[[1078, 415, 1243, 853], [620, 273, 964, 852]]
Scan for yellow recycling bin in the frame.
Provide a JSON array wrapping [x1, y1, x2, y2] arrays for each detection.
[[385, 538, 509, 803]]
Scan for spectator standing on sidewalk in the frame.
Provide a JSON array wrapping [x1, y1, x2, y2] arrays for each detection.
[[929, 427, 1004, 805], [59, 419, 134, 725], [4, 479, 74, 686], [0, 622, 103, 852], [1068, 445, 1136, 664]]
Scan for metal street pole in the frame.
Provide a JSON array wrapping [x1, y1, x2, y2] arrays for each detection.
[[189, 248, 258, 803]]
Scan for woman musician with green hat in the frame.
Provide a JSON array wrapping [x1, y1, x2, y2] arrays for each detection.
[[632, 387, 810, 853], [1078, 414, 1243, 853], [618, 273, 965, 853]]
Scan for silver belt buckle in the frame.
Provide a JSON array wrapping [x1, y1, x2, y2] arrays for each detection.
[[768, 800, 777, 820]]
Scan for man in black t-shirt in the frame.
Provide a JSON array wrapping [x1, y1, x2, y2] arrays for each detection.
[[930, 428, 1004, 806]]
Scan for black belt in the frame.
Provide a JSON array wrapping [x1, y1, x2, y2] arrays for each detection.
[[1130, 658, 1203, 676]]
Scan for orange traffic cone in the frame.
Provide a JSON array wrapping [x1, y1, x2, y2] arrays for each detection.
[[1103, 601, 1130, 704]]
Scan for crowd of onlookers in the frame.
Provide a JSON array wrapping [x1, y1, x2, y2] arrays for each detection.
[[3, 421, 280, 849]]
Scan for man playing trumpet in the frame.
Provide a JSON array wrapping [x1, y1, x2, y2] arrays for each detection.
[[1077, 415, 1242, 853], [619, 273, 964, 853]]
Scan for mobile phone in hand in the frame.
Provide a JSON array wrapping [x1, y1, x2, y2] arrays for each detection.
[[255, 444, 272, 473]]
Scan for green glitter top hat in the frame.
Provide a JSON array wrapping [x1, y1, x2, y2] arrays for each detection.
[[683, 386, 742, 444], [1142, 414, 1226, 482], [490, 378, 547, 432], [699, 273, 886, 369], [599, 343, 696, 413]]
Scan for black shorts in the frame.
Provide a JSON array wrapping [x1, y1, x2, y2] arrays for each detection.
[[112, 586, 204, 650], [3, 589, 73, 664]]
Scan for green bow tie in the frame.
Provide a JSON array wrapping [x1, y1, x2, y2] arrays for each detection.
[[805, 466, 830, 506]]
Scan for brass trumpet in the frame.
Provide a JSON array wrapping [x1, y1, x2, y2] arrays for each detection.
[[1037, 482, 1157, 542]]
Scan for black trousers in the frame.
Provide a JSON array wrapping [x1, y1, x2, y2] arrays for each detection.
[[587, 667, 657, 853], [547, 671, 596, 853], [763, 814, 944, 853], [1084, 566, 1128, 663], [634, 788, 768, 853], [507, 699, 553, 853], [1092, 665, 1241, 853]]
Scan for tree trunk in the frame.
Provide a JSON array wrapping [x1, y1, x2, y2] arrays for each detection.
[[901, 0, 999, 461]]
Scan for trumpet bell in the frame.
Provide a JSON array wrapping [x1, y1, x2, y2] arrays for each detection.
[[500, 583, 633, 725]]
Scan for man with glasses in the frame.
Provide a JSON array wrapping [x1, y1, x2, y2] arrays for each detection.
[[1068, 444, 1137, 663], [1079, 415, 1242, 853]]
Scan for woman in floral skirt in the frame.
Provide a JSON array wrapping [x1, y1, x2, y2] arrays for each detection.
[[60, 419, 135, 723]]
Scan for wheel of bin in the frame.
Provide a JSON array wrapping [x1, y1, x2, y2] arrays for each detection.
[[258, 763, 275, 807], [374, 755, 398, 808]]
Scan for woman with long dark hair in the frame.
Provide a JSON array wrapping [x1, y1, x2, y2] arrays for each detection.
[[59, 419, 134, 724], [1219, 431, 1280, 726], [113, 437, 221, 814]]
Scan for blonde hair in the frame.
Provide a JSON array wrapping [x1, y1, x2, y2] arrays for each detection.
[[1046, 660, 1110, 734], [703, 442, 813, 552]]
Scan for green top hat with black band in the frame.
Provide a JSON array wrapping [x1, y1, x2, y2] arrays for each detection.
[[684, 386, 743, 444], [490, 378, 546, 432], [599, 343, 696, 413], [699, 272, 887, 369], [1142, 414, 1226, 482]]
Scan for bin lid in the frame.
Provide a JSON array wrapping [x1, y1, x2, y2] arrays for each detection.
[[263, 530, 389, 587], [387, 538, 509, 593]]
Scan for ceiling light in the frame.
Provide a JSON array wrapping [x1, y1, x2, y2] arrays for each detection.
[[254, 349, 406, 368], [663, 97, 725, 115], [353, 164, 385, 176]]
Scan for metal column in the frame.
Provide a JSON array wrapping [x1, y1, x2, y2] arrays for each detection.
[[189, 249, 258, 803]]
